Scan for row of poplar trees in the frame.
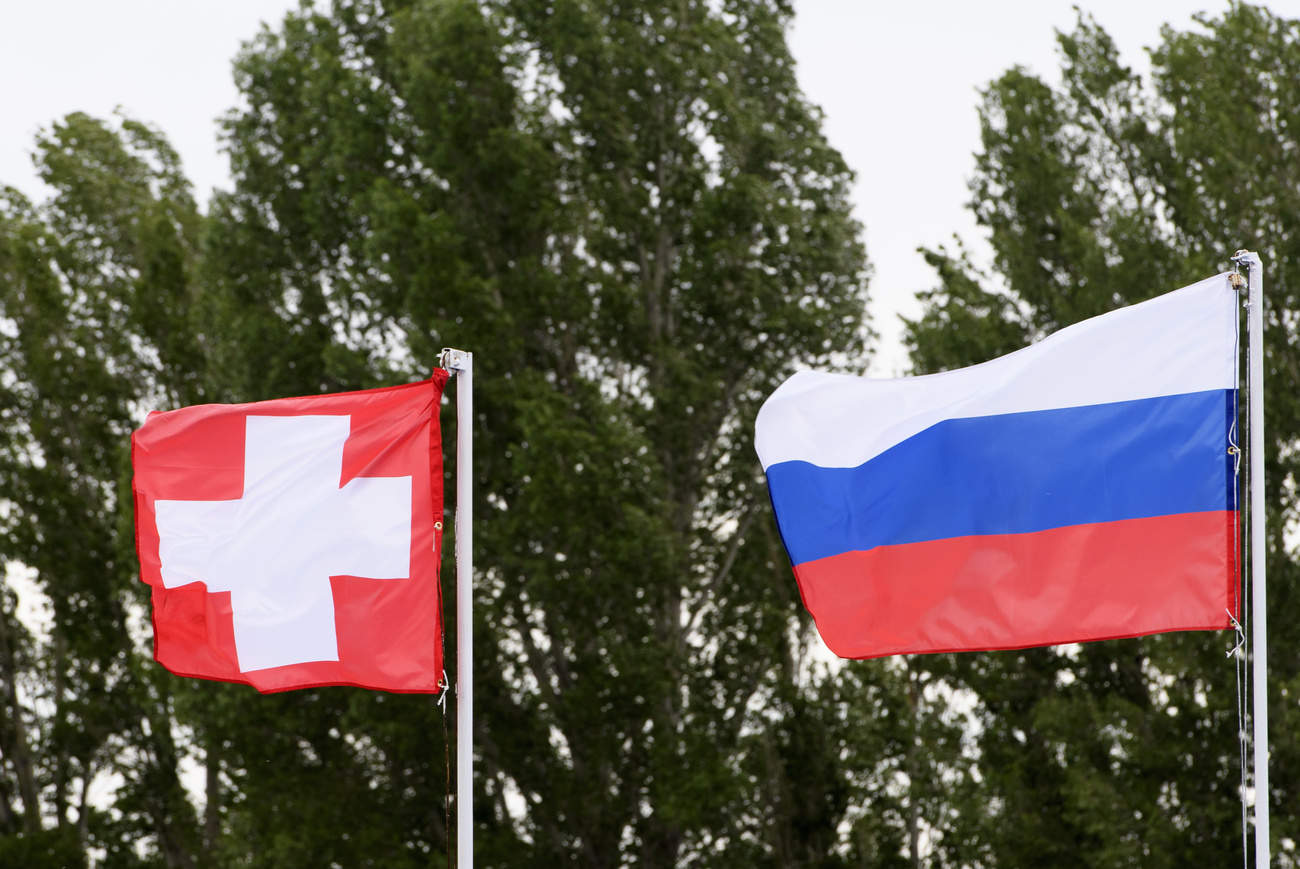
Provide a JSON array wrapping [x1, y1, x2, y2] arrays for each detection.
[[1, 1, 1298, 866]]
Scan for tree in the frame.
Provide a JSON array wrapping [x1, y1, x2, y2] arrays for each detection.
[[5, 1, 906, 867], [30, 4, 1300, 867], [904, 5, 1300, 865], [205, 2, 880, 865], [0, 114, 209, 867]]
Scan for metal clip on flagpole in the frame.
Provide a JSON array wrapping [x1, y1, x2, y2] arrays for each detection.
[[440, 347, 473, 869], [1233, 251, 1268, 869]]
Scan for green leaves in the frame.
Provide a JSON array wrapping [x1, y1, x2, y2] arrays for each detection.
[[0, 113, 210, 866], [30, 2, 1300, 866], [904, 6, 1300, 866], [1, 2, 879, 866]]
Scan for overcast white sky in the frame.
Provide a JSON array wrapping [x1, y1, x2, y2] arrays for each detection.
[[2, 0, 1294, 373]]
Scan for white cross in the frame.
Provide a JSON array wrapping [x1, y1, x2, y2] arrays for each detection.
[[154, 415, 412, 673]]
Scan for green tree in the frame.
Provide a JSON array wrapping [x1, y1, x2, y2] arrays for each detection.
[[904, 5, 1300, 866], [0, 114, 209, 866], [4, 1, 904, 867], [200, 2, 884, 866], [35, 3, 1300, 868]]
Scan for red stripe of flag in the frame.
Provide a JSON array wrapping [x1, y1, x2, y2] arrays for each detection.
[[792, 511, 1237, 659]]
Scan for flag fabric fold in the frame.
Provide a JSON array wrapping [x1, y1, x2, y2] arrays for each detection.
[[132, 374, 449, 693], [756, 275, 1239, 658]]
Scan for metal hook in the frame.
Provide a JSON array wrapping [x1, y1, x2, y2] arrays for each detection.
[[1226, 609, 1246, 658]]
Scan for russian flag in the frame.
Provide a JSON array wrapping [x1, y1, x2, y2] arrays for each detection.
[[756, 275, 1240, 659]]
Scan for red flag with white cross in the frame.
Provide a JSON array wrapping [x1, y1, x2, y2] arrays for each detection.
[[131, 374, 449, 694]]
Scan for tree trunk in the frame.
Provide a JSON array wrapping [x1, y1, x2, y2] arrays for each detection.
[[0, 593, 41, 832], [53, 631, 68, 828], [204, 734, 220, 860]]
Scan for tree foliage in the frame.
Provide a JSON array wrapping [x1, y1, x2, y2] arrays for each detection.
[[0, 113, 209, 869], [10, 2, 1300, 868], [904, 5, 1300, 866], [0, 2, 933, 867]]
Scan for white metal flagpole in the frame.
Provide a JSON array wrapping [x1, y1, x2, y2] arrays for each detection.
[[1238, 251, 1269, 869], [441, 348, 474, 868]]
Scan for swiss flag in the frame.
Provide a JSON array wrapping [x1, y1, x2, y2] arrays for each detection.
[[131, 374, 449, 693]]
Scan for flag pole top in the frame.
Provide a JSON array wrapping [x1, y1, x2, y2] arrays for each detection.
[[440, 348, 473, 372]]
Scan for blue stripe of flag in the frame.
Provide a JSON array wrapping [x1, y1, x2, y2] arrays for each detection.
[[765, 389, 1235, 566]]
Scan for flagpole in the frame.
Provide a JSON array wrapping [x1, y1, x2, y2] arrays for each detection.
[[1238, 251, 1268, 869], [441, 347, 474, 869]]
